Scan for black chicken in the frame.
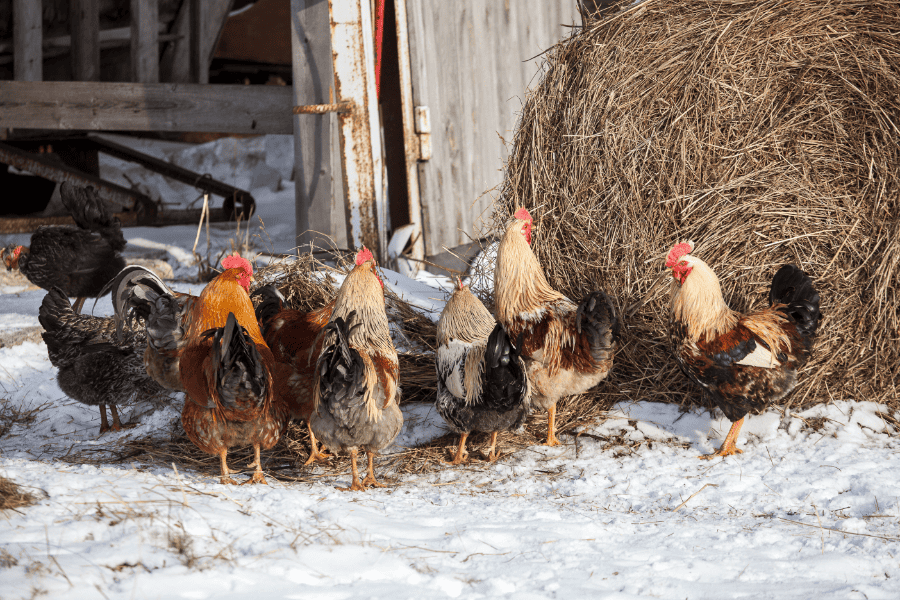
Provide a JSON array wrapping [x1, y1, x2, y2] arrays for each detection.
[[436, 279, 531, 464], [3, 182, 126, 313], [39, 286, 166, 435]]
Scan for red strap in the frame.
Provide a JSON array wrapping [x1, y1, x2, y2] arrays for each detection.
[[374, 0, 385, 99]]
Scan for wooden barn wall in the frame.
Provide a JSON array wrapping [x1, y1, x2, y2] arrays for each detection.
[[406, 1, 579, 256]]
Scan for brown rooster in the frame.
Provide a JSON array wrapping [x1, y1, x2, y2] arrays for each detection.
[[311, 248, 402, 491], [3, 182, 125, 313], [116, 255, 289, 483], [494, 208, 619, 446], [666, 241, 821, 458], [436, 278, 531, 464], [253, 284, 334, 464]]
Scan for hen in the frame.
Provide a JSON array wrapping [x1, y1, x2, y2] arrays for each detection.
[[436, 278, 530, 464], [38, 286, 164, 434], [2, 182, 126, 313], [311, 248, 402, 491], [666, 241, 821, 458], [252, 284, 334, 464], [124, 255, 289, 484], [494, 208, 619, 446]]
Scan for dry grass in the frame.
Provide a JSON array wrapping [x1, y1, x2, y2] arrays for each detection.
[[497, 0, 900, 415], [0, 476, 37, 512]]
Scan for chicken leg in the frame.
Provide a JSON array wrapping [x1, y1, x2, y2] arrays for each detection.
[[337, 448, 366, 491], [243, 445, 268, 485], [218, 449, 240, 485], [486, 431, 500, 462], [108, 405, 134, 432], [699, 417, 745, 460], [445, 433, 469, 465], [361, 451, 387, 488], [545, 404, 562, 446], [303, 424, 333, 466]]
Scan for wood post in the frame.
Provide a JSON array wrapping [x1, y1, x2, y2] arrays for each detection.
[[290, 0, 346, 253], [13, 0, 42, 81], [159, 0, 232, 84], [189, 0, 208, 84], [131, 0, 159, 83], [70, 0, 100, 81]]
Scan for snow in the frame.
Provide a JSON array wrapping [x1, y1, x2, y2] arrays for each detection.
[[2, 135, 899, 599]]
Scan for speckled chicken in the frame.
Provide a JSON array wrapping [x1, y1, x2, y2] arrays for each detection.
[[38, 286, 165, 434], [3, 182, 126, 313], [436, 278, 531, 464], [311, 248, 402, 491]]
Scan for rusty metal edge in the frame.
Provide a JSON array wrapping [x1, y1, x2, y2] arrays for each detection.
[[0, 207, 234, 234]]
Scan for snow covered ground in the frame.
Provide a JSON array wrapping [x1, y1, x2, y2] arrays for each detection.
[[1, 136, 899, 599]]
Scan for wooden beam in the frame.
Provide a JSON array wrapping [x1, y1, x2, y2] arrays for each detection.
[[0, 81, 293, 134], [189, 0, 207, 83], [13, 0, 42, 81], [70, 0, 100, 81], [131, 0, 160, 83], [290, 0, 345, 252], [159, 0, 232, 84]]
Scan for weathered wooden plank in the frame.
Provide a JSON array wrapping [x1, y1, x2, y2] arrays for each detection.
[[0, 81, 293, 134], [189, 0, 207, 83], [406, 1, 578, 256], [13, 0, 42, 81], [290, 0, 347, 252], [70, 0, 101, 81], [159, 0, 232, 83], [131, 0, 160, 83]]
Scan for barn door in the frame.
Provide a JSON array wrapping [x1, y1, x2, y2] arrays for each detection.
[[402, 1, 580, 259]]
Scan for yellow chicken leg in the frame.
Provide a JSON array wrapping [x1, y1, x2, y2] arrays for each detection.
[[219, 449, 239, 485], [445, 433, 469, 465], [303, 423, 333, 466], [243, 445, 268, 485], [545, 404, 562, 446], [699, 417, 745, 459], [337, 448, 366, 491], [486, 431, 501, 462], [362, 451, 387, 488]]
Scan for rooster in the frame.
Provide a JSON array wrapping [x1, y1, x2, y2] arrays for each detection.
[[115, 255, 290, 483], [436, 278, 531, 464], [253, 284, 334, 464], [665, 241, 821, 458], [2, 182, 126, 313], [311, 248, 402, 491], [494, 208, 619, 446], [38, 286, 165, 434]]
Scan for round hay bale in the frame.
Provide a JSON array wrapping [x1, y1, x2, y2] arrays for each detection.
[[498, 0, 900, 413]]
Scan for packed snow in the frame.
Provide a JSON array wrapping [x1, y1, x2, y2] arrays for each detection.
[[1, 135, 898, 600]]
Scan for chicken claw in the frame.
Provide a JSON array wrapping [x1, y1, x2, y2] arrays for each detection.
[[444, 433, 469, 465], [362, 451, 388, 488]]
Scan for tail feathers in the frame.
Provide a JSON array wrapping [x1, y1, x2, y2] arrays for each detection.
[[482, 322, 528, 412], [252, 285, 285, 338], [770, 264, 821, 336], [59, 182, 126, 252], [207, 312, 268, 411], [575, 290, 620, 363], [38, 286, 74, 334], [145, 294, 185, 352], [318, 312, 367, 410], [38, 287, 91, 366], [103, 265, 177, 339]]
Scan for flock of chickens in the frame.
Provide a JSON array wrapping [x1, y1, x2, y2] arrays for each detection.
[[3, 186, 822, 490]]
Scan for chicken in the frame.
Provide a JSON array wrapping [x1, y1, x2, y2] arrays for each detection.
[[494, 208, 619, 446], [665, 241, 821, 458], [2, 182, 126, 313], [129, 254, 289, 484], [436, 278, 531, 464], [38, 286, 165, 435], [311, 248, 402, 491], [253, 284, 335, 464]]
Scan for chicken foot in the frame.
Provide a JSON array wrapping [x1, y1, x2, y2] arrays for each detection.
[[242, 445, 268, 485], [218, 449, 240, 485], [486, 432, 501, 462], [302, 424, 333, 466], [361, 451, 387, 488], [699, 417, 745, 460], [545, 404, 562, 446], [444, 433, 469, 465], [337, 448, 366, 491]]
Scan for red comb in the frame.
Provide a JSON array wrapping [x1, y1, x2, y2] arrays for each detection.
[[221, 254, 252, 274], [665, 242, 694, 268], [355, 247, 374, 266], [514, 207, 532, 222]]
